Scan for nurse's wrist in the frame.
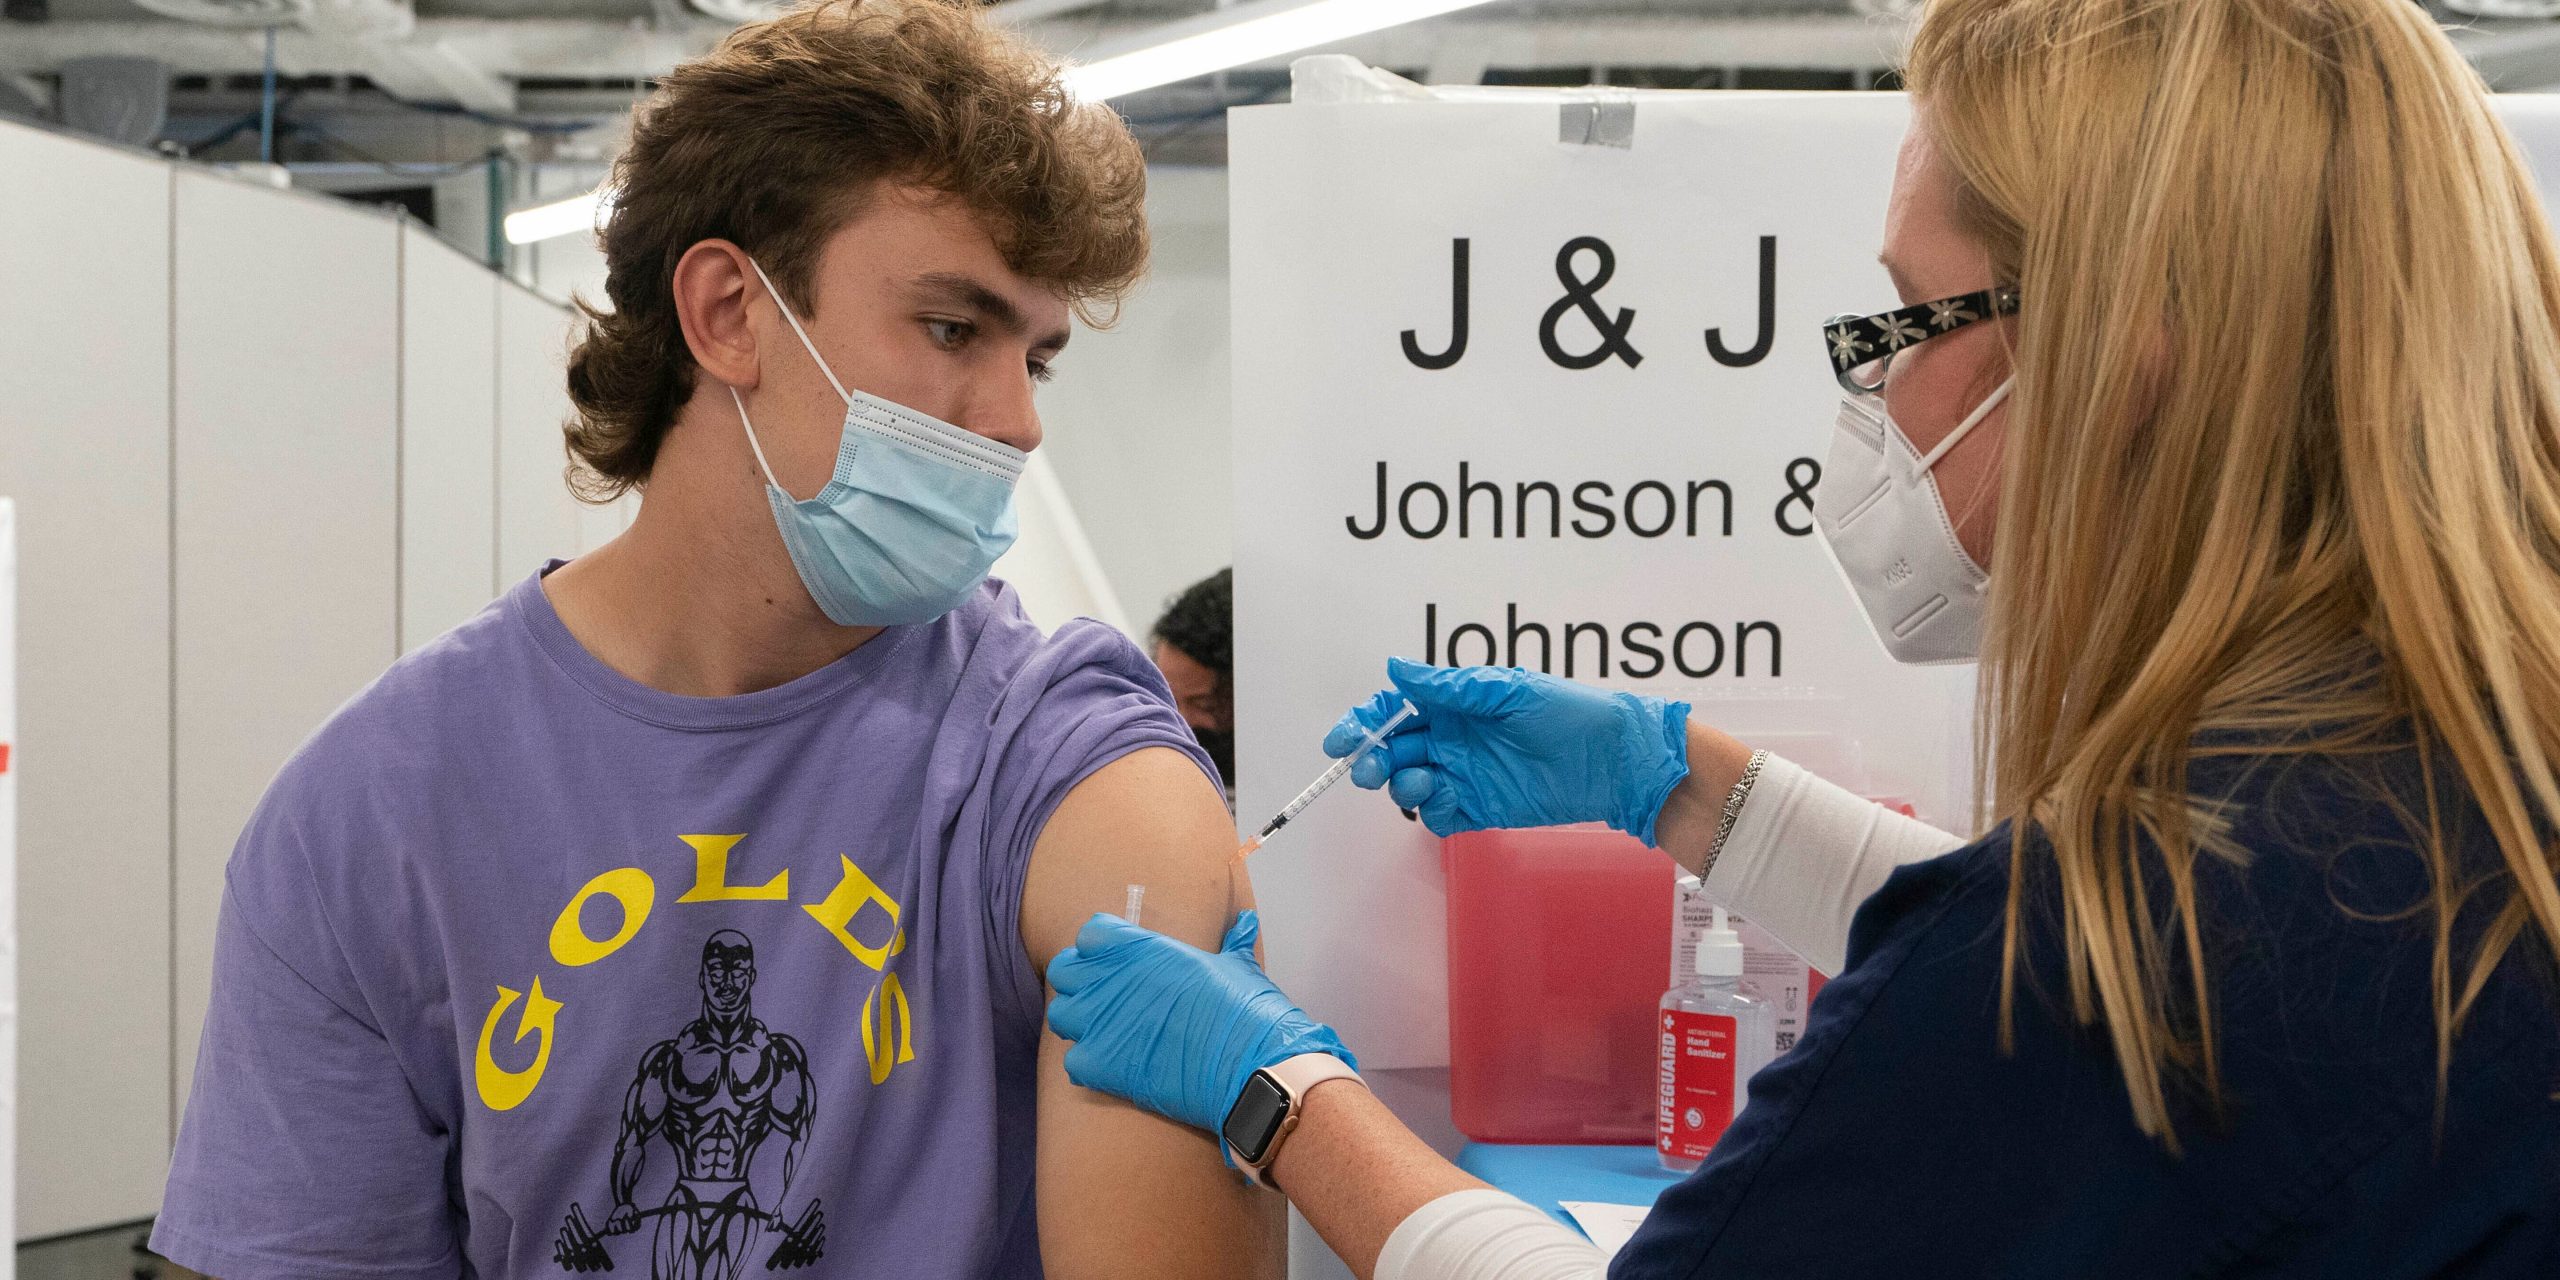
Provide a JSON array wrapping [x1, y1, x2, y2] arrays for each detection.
[[1657, 722, 1757, 877], [1222, 1022, 1362, 1142], [1617, 697, 1693, 847], [1263, 1073, 1372, 1188], [1266, 1073, 1486, 1273]]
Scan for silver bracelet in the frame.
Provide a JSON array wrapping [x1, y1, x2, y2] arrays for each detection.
[[1701, 749, 1770, 880]]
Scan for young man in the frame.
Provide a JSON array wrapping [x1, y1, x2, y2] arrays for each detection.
[[1150, 568, 1235, 799], [149, 4, 1279, 1277]]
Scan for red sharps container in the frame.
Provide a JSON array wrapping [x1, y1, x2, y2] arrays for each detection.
[[1442, 825, 1675, 1144]]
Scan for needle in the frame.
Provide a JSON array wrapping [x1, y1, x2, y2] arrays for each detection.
[[1231, 700, 1420, 866]]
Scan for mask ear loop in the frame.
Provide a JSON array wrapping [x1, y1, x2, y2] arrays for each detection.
[[728, 386, 788, 495], [730, 254, 852, 500], [1914, 376, 2015, 473], [746, 256, 856, 408]]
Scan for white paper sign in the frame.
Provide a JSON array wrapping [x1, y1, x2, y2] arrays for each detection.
[[1230, 93, 1973, 1067]]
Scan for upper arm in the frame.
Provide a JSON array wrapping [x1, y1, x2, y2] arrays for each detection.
[[151, 887, 459, 1280], [1022, 746, 1286, 1280]]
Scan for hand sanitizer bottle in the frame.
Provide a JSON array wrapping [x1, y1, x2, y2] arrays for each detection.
[[1656, 906, 1775, 1173]]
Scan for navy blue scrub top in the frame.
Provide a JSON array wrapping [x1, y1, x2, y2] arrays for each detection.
[[1613, 744, 2560, 1279]]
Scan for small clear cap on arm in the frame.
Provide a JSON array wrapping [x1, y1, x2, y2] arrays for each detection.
[[1123, 883, 1146, 927]]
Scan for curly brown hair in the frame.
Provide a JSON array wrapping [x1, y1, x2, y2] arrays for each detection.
[[561, 0, 1149, 502]]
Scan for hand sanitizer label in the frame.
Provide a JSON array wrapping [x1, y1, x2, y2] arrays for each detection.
[[1674, 876, 1819, 1053], [1657, 1009, 1738, 1163]]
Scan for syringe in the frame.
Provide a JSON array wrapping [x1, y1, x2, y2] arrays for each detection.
[[1231, 699, 1419, 866]]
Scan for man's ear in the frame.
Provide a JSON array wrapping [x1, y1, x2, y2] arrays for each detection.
[[672, 239, 762, 393]]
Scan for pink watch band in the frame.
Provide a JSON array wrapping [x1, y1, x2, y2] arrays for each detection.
[[1232, 1052, 1364, 1190]]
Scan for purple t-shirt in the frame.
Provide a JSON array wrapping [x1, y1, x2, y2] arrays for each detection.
[[153, 567, 1214, 1280]]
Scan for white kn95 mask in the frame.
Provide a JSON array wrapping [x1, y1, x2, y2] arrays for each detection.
[[1813, 378, 2012, 666]]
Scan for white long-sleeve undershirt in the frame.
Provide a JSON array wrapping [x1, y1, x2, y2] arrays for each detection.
[[1371, 756, 1967, 1280], [1697, 754, 1970, 977]]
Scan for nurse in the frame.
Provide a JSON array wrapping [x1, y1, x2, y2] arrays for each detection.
[[1045, 0, 2560, 1275]]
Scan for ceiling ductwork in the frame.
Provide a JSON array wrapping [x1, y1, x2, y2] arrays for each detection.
[[58, 54, 168, 143], [93, 0, 504, 113], [687, 0, 1117, 27], [302, 0, 417, 39], [2446, 2, 2560, 16], [0, 78, 43, 120], [125, 0, 307, 27], [984, 0, 1117, 23], [6, 0, 2549, 176], [128, 0, 415, 37], [686, 0, 788, 22]]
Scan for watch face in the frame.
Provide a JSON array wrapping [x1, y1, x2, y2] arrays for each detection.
[[1222, 1072, 1292, 1162]]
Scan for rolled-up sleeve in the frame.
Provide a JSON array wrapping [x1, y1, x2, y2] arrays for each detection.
[[1702, 754, 1966, 976]]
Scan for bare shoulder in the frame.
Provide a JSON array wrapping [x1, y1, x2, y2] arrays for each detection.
[[1019, 745, 1241, 972]]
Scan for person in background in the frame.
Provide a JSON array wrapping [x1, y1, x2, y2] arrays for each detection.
[[1152, 568, 1236, 801], [1043, 0, 2560, 1276], [150, 3, 1278, 1277]]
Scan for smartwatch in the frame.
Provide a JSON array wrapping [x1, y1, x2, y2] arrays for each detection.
[[1221, 1052, 1364, 1191]]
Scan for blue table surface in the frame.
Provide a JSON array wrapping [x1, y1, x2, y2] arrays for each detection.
[[1455, 1143, 1689, 1228]]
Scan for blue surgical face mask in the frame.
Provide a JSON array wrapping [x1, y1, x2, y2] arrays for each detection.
[[731, 257, 1025, 627]]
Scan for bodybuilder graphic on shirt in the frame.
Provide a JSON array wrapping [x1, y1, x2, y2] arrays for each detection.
[[555, 931, 824, 1276]]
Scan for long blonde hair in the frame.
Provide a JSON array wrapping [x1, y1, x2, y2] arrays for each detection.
[[1906, 0, 2560, 1144]]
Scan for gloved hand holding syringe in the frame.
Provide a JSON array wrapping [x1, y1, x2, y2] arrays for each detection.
[[1230, 699, 1420, 865]]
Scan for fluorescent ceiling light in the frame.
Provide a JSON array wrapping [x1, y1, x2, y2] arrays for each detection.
[[1060, 0, 1503, 101], [504, 189, 612, 245]]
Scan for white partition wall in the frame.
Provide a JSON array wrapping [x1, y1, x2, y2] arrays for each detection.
[[0, 125, 176, 1240], [401, 226, 502, 650], [0, 500, 19, 1265], [168, 169, 405, 1115], [993, 452, 1134, 636], [0, 501, 17, 1269], [497, 285, 587, 582], [1033, 167, 1235, 632], [0, 118, 597, 1238]]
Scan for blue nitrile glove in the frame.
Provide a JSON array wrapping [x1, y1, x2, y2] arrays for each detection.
[[1045, 910, 1357, 1138], [1324, 657, 1691, 845]]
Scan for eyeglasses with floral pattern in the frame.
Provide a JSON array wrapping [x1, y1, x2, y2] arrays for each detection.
[[1822, 284, 2020, 395]]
